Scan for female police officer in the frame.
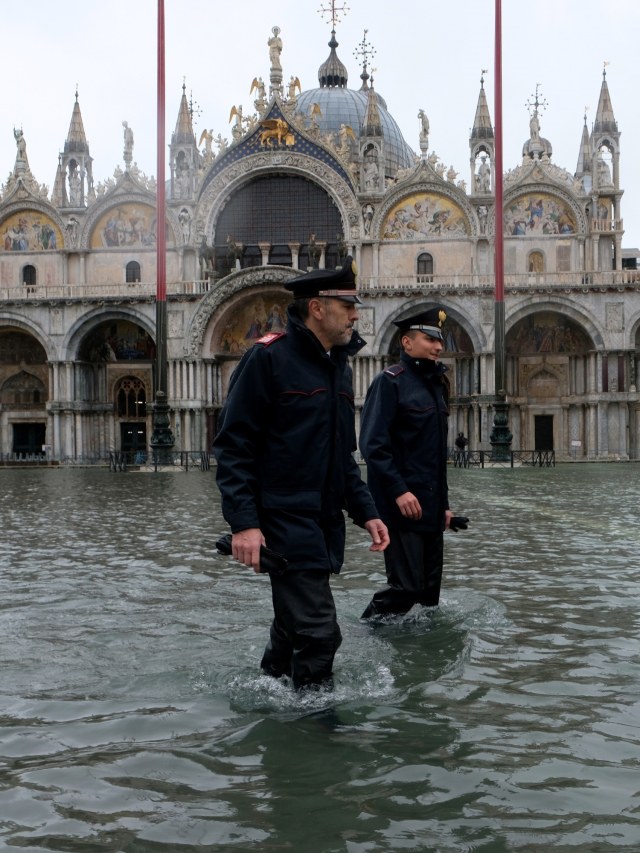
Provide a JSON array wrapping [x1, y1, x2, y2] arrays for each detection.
[[359, 308, 455, 618]]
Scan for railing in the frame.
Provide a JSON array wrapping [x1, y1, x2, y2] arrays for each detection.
[[0, 451, 48, 464], [109, 450, 210, 472], [0, 280, 213, 301], [364, 270, 640, 292], [450, 449, 555, 468], [2, 269, 639, 302], [591, 218, 623, 233]]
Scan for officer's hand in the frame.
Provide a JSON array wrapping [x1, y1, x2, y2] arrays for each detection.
[[364, 518, 390, 552], [396, 491, 422, 520], [232, 528, 266, 573]]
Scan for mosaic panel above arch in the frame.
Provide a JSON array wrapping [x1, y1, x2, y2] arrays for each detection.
[[504, 193, 577, 236], [90, 203, 174, 249], [506, 312, 592, 356], [213, 293, 290, 355], [1, 211, 63, 252], [78, 320, 156, 362], [0, 330, 47, 363], [382, 192, 470, 240]]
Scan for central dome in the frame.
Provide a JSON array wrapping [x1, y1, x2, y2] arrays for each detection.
[[294, 31, 415, 178]]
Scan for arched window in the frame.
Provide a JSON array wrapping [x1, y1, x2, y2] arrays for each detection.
[[269, 245, 292, 266], [528, 251, 545, 273], [0, 370, 46, 405], [242, 245, 262, 268], [115, 377, 147, 417], [23, 265, 37, 289], [213, 174, 343, 276], [417, 253, 434, 281], [126, 261, 141, 283]]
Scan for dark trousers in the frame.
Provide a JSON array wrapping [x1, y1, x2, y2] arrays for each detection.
[[261, 570, 342, 690], [362, 529, 444, 618]]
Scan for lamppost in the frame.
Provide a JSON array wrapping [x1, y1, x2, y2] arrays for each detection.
[[149, 0, 175, 463], [489, 0, 513, 461]]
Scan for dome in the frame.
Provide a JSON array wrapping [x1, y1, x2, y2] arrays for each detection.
[[296, 87, 414, 177], [294, 30, 415, 178], [522, 136, 553, 160], [522, 109, 552, 160]]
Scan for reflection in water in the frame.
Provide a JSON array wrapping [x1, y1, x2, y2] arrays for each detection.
[[1, 465, 640, 850]]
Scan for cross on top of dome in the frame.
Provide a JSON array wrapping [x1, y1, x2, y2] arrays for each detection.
[[318, 0, 350, 29]]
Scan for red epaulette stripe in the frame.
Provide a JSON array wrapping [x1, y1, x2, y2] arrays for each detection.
[[384, 364, 405, 376], [256, 332, 286, 346]]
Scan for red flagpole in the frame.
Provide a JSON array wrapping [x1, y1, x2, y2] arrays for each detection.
[[150, 0, 174, 459], [489, 0, 511, 459], [155, 0, 167, 401], [494, 0, 504, 308], [157, 0, 166, 307]]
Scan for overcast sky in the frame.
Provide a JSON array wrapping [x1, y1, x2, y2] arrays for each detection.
[[2, 0, 639, 247]]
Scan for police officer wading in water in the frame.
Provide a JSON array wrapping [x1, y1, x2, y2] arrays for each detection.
[[214, 257, 389, 690], [360, 308, 463, 619]]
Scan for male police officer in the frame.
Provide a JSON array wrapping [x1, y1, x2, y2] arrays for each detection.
[[359, 308, 455, 618], [214, 257, 389, 690]]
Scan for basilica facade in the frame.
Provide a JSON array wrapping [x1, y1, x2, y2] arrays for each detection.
[[1, 24, 639, 462]]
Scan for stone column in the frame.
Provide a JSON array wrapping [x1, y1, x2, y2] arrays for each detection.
[[372, 243, 379, 279], [587, 402, 598, 459], [614, 234, 622, 271], [562, 404, 570, 458], [597, 401, 609, 459], [75, 412, 83, 459], [53, 412, 61, 460], [618, 403, 628, 459], [79, 253, 86, 288], [288, 243, 300, 269], [258, 242, 271, 266]]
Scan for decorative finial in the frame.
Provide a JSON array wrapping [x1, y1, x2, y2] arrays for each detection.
[[318, 0, 350, 29], [480, 69, 488, 86], [525, 83, 548, 120], [188, 88, 201, 123], [354, 29, 376, 77], [603, 60, 610, 78], [75, 84, 79, 102]]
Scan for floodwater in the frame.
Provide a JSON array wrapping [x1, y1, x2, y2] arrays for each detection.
[[1, 463, 640, 852]]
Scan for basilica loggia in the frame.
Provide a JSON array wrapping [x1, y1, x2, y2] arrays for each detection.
[[1, 23, 639, 462]]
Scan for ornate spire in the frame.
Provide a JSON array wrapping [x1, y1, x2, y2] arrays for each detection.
[[471, 71, 494, 141], [317, 1, 349, 88], [354, 29, 375, 91], [55, 88, 94, 207], [575, 110, 591, 177], [64, 87, 89, 154], [522, 83, 552, 160], [318, 29, 348, 88], [172, 82, 196, 145], [361, 75, 382, 137], [594, 63, 617, 134]]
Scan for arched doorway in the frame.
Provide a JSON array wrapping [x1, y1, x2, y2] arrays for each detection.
[[0, 330, 48, 457]]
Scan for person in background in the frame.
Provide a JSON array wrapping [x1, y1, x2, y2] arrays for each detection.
[[359, 308, 457, 619], [214, 256, 389, 690], [454, 431, 469, 465]]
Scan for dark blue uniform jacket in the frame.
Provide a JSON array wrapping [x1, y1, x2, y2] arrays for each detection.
[[359, 351, 449, 533], [214, 305, 379, 572]]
